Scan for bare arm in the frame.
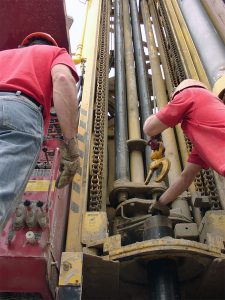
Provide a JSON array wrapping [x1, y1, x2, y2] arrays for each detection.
[[51, 64, 79, 141], [159, 162, 202, 205], [143, 115, 168, 137]]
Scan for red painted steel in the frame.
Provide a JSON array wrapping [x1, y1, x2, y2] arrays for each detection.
[[0, 0, 70, 51], [0, 1, 72, 298], [0, 114, 70, 299]]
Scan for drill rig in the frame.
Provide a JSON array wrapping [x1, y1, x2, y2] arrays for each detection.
[[1, 0, 225, 299]]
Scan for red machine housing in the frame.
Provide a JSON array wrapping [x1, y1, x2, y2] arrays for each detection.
[[0, 2, 73, 298], [0, 113, 70, 300], [0, 0, 70, 51]]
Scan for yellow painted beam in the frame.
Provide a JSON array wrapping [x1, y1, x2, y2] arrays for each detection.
[[66, 0, 102, 252]]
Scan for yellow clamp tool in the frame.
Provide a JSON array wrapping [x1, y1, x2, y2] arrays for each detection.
[[145, 142, 171, 184]]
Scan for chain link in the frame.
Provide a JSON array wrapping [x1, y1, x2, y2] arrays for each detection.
[[153, 0, 186, 86], [89, 0, 110, 211]]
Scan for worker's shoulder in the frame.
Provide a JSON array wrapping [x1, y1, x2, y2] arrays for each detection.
[[182, 87, 214, 99], [189, 87, 224, 108], [30, 44, 67, 53], [1, 45, 68, 58]]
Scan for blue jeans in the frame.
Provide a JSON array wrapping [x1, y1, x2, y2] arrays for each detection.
[[0, 94, 44, 231]]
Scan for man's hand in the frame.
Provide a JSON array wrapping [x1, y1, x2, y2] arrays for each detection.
[[143, 115, 168, 137], [147, 134, 161, 150], [56, 137, 80, 189], [149, 199, 170, 216]]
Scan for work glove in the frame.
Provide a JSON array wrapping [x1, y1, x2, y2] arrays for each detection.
[[147, 134, 162, 150], [149, 199, 170, 216], [55, 137, 80, 189]]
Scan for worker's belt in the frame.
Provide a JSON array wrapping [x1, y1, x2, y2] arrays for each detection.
[[0, 90, 42, 110]]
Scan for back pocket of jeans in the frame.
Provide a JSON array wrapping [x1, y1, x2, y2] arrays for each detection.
[[3, 99, 42, 136]]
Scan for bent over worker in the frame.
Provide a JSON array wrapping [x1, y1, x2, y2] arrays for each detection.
[[143, 79, 225, 215], [0, 32, 80, 231]]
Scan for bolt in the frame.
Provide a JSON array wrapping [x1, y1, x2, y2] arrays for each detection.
[[63, 261, 71, 271], [24, 200, 31, 207], [36, 201, 44, 208], [75, 279, 80, 286]]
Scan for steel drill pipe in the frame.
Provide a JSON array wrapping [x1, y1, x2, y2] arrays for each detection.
[[170, 0, 210, 87], [177, 0, 225, 84], [123, 0, 145, 183], [148, 259, 180, 300], [201, 0, 225, 45], [147, 0, 174, 96], [143, 215, 180, 300], [129, 0, 151, 123], [147, 0, 202, 221], [141, 0, 182, 181], [114, 0, 130, 181], [149, 1, 200, 224], [129, 0, 151, 167], [164, 0, 198, 80], [142, 0, 192, 221]]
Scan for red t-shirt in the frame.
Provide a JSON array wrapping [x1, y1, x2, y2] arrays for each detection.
[[156, 87, 225, 176], [0, 45, 79, 127]]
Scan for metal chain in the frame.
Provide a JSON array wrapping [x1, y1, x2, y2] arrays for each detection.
[[89, 0, 110, 211], [184, 136, 206, 194], [202, 169, 221, 209], [185, 135, 221, 209], [153, 0, 186, 86], [153, 0, 221, 209]]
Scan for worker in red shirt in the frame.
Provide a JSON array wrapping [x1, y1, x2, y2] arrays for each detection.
[[143, 79, 225, 215], [0, 32, 80, 231]]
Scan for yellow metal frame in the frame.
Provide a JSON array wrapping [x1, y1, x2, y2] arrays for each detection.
[[59, 252, 83, 286], [104, 237, 225, 263], [82, 212, 108, 246], [65, 0, 102, 252]]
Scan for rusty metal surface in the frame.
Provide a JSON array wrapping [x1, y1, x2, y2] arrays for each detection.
[[104, 236, 225, 291], [199, 210, 225, 244], [59, 252, 83, 286], [82, 212, 108, 245], [110, 180, 167, 207], [0, 0, 70, 51], [106, 237, 224, 264]]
